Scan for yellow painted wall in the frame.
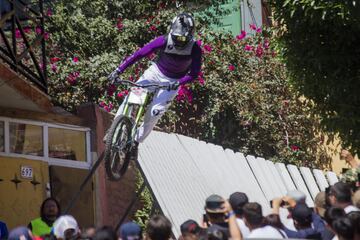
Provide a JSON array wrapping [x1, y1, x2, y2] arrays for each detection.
[[0, 157, 49, 229], [323, 135, 359, 174]]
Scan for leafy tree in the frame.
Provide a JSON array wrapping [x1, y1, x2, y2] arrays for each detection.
[[270, 0, 360, 154]]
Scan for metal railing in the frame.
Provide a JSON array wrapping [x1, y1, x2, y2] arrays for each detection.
[[0, 0, 47, 93]]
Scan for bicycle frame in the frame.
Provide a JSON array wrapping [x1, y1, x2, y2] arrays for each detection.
[[110, 79, 170, 145], [121, 88, 151, 141]]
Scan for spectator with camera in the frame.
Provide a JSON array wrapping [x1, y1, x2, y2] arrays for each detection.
[[270, 190, 326, 239], [271, 198, 322, 239], [228, 192, 250, 238], [203, 194, 242, 240]]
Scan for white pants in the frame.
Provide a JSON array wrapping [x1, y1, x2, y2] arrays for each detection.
[[115, 64, 179, 143]]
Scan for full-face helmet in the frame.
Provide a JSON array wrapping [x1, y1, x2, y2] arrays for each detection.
[[170, 13, 195, 49]]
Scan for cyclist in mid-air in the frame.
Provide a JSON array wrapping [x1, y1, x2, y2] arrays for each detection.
[[108, 12, 202, 156]]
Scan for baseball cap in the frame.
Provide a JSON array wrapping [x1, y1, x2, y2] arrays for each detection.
[[8, 227, 32, 240], [119, 222, 142, 240], [291, 204, 312, 224], [314, 191, 326, 217], [229, 192, 248, 215], [205, 194, 226, 213], [286, 190, 306, 203], [180, 220, 201, 235], [52, 215, 79, 239]]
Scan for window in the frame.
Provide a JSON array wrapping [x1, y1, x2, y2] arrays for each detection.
[[0, 121, 4, 152], [48, 127, 86, 161], [9, 123, 43, 156]]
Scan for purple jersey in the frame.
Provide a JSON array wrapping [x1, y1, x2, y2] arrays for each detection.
[[117, 35, 202, 85]]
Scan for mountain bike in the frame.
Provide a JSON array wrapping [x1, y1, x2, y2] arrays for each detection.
[[104, 78, 172, 181]]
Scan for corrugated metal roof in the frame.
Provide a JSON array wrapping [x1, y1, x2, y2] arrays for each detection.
[[138, 131, 337, 238]]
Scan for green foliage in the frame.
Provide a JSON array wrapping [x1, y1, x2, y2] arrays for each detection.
[[270, 0, 360, 154], [46, 0, 227, 112], [134, 172, 154, 229]]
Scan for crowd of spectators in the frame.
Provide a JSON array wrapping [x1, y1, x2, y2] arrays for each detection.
[[1, 181, 359, 240]]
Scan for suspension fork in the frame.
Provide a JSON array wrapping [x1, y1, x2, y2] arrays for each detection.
[[130, 93, 150, 140]]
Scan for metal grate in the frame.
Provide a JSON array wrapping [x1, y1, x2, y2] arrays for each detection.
[[0, 0, 47, 92]]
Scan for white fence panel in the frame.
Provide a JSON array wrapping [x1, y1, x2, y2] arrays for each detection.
[[313, 169, 329, 191], [287, 165, 314, 207], [327, 171, 339, 185], [275, 163, 297, 191], [300, 167, 320, 199]]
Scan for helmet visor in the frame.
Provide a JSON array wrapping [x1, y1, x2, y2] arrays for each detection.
[[172, 34, 188, 48]]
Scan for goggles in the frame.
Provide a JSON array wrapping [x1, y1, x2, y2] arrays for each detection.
[[174, 35, 187, 42]]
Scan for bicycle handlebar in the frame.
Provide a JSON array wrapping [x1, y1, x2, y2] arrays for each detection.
[[114, 78, 170, 89]]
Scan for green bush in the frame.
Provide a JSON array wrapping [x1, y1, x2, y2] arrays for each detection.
[[270, 0, 360, 154]]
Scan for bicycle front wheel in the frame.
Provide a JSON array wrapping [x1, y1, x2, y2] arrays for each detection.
[[104, 115, 133, 181]]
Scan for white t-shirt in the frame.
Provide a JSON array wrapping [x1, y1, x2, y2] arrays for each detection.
[[236, 218, 250, 238], [248, 226, 287, 239], [344, 205, 359, 213]]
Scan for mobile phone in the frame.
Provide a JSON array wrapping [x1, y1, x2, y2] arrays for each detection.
[[203, 214, 209, 225]]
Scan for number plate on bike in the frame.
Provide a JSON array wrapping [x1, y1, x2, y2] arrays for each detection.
[[128, 87, 148, 105]]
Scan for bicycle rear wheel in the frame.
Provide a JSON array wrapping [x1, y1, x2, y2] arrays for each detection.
[[104, 115, 133, 181]]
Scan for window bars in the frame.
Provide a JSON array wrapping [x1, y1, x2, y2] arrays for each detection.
[[0, 0, 47, 92]]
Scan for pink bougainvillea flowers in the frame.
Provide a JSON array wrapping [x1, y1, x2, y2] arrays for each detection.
[[15, 29, 21, 38], [244, 45, 253, 51], [256, 45, 264, 58], [35, 26, 42, 35], [198, 76, 205, 85], [67, 71, 80, 85], [117, 18, 123, 31], [50, 57, 60, 63], [203, 44, 212, 52], [197, 71, 205, 85], [116, 90, 129, 99], [236, 30, 246, 40], [149, 25, 157, 31], [228, 65, 235, 71], [196, 39, 202, 46], [177, 85, 193, 103], [291, 145, 300, 151], [249, 24, 257, 30], [99, 101, 106, 107], [263, 39, 270, 49], [23, 26, 31, 34], [46, 9, 53, 17], [51, 63, 57, 73], [107, 84, 116, 96], [44, 32, 50, 40]]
